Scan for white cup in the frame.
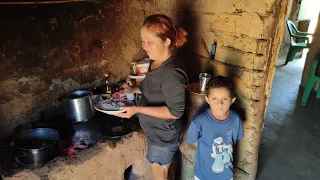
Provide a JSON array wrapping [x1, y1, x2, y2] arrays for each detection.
[[126, 93, 135, 101]]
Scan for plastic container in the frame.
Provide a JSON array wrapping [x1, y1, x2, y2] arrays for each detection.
[[136, 58, 151, 74], [130, 62, 138, 75]]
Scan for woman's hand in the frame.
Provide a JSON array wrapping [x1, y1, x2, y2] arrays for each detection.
[[120, 83, 142, 94], [114, 106, 139, 119], [119, 83, 133, 93]]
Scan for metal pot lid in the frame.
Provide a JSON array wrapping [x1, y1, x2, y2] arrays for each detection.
[[62, 90, 91, 100]]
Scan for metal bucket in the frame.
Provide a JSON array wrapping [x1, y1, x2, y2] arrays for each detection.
[[185, 82, 209, 127]]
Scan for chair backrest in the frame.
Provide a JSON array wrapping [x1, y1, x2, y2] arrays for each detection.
[[315, 52, 320, 77], [286, 20, 298, 36]]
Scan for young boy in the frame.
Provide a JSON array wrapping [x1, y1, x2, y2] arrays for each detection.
[[186, 76, 244, 180]]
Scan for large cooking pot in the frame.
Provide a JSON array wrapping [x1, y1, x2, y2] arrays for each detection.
[[60, 90, 95, 122], [14, 128, 60, 166]]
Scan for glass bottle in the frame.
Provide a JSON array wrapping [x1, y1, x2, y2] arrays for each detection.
[[104, 73, 112, 99]]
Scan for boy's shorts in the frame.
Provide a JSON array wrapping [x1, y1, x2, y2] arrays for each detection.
[[146, 142, 179, 166]]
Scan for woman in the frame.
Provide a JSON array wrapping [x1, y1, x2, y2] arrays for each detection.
[[115, 14, 188, 180]]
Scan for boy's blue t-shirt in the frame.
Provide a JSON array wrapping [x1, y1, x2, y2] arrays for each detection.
[[186, 109, 244, 180]]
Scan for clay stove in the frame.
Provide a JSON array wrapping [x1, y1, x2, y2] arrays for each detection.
[[0, 109, 151, 180]]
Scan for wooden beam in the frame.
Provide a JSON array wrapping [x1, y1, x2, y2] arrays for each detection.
[[0, 0, 97, 5]]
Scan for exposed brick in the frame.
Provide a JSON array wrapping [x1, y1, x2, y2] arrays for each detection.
[[201, 13, 275, 39], [234, 76, 265, 101], [156, 0, 275, 14], [201, 0, 276, 14], [219, 35, 269, 55], [235, 68, 266, 87], [197, 31, 270, 58], [197, 59, 266, 101], [215, 46, 267, 70]]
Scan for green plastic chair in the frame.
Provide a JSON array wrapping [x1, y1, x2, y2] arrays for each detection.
[[285, 20, 313, 65], [301, 59, 320, 106]]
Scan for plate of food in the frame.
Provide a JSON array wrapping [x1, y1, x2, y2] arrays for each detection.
[[94, 99, 135, 115], [128, 74, 146, 79]]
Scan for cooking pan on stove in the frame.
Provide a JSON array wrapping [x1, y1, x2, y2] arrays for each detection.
[[13, 128, 60, 167], [102, 119, 136, 139]]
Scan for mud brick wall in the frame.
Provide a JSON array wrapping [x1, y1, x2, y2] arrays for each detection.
[[0, 1, 146, 138], [0, 0, 289, 179]]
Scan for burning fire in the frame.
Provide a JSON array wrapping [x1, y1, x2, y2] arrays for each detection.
[[65, 126, 99, 156]]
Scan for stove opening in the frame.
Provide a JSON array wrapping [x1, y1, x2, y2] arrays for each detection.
[[65, 125, 100, 155]]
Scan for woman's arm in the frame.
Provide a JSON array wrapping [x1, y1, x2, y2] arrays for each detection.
[[115, 105, 178, 119], [120, 83, 141, 94], [136, 106, 178, 119], [117, 67, 187, 119], [132, 86, 142, 94]]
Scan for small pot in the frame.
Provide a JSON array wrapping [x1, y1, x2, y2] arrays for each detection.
[[14, 128, 60, 166], [60, 90, 95, 122]]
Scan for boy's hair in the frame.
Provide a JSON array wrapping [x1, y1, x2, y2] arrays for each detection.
[[205, 76, 235, 98]]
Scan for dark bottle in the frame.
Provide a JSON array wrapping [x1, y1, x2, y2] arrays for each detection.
[[210, 42, 217, 60]]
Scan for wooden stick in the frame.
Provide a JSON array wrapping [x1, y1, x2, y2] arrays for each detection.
[[76, 15, 93, 25], [0, 0, 97, 5]]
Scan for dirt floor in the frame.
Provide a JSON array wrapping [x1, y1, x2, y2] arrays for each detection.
[[257, 54, 320, 180]]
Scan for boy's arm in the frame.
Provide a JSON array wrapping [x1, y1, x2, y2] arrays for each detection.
[[186, 117, 201, 144]]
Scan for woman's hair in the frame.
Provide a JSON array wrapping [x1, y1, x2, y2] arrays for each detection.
[[205, 76, 235, 98], [142, 14, 187, 48]]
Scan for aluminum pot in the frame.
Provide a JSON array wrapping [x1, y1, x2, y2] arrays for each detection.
[[60, 90, 95, 122], [14, 128, 60, 166]]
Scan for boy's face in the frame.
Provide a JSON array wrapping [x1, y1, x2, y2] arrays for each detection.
[[205, 87, 236, 115]]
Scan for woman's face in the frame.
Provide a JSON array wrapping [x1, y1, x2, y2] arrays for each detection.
[[140, 26, 170, 61]]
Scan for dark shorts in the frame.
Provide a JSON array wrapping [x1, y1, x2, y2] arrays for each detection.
[[146, 142, 179, 166]]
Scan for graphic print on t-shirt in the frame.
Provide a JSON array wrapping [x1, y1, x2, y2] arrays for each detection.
[[211, 130, 233, 173]]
